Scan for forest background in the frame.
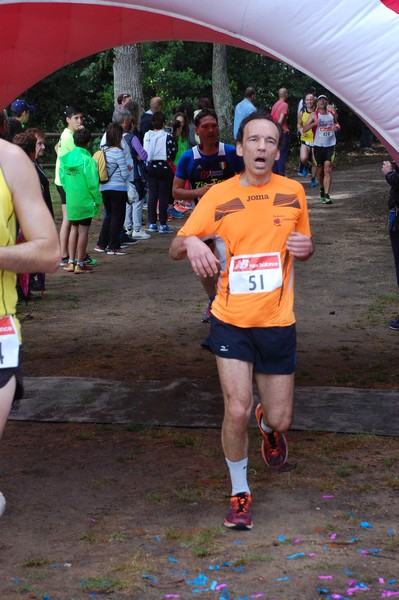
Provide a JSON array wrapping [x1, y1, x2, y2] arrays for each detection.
[[19, 42, 364, 148]]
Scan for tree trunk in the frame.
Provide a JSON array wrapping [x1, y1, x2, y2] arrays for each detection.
[[113, 44, 144, 115], [212, 43, 233, 143]]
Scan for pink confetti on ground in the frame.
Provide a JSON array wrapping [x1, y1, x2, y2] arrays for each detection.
[[330, 533, 337, 540], [294, 538, 302, 543], [215, 584, 227, 591], [319, 576, 333, 579], [322, 495, 335, 498]]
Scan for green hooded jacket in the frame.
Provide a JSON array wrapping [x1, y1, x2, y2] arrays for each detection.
[[59, 147, 102, 220]]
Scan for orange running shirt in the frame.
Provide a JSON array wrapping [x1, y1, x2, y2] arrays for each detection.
[[178, 173, 311, 328]]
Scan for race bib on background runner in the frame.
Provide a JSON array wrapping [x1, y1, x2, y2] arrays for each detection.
[[0, 315, 19, 368], [320, 125, 333, 137], [229, 253, 282, 294]]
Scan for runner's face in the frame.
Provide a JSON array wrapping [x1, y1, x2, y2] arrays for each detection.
[[67, 113, 84, 131], [236, 119, 280, 179], [305, 94, 315, 109], [317, 98, 327, 110], [195, 116, 219, 144]]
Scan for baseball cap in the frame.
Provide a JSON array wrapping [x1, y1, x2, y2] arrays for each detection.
[[317, 94, 328, 100], [10, 99, 36, 114]]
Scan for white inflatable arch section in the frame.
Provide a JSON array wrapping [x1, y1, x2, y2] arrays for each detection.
[[1, 0, 399, 160]]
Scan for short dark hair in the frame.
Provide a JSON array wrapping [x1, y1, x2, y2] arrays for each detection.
[[65, 105, 83, 120], [196, 97, 212, 110], [194, 108, 218, 128], [105, 122, 123, 148], [12, 132, 37, 157], [74, 127, 92, 148], [244, 86, 256, 98], [236, 109, 282, 149], [151, 111, 166, 129]]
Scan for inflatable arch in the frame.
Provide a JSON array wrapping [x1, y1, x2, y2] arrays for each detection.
[[1, 0, 399, 160]]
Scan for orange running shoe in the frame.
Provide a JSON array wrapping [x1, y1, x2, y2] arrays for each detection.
[[255, 403, 288, 471], [223, 492, 253, 530]]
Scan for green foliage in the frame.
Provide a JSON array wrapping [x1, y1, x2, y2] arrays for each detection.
[[17, 41, 361, 142], [22, 51, 114, 133], [142, 41, 213, 113]]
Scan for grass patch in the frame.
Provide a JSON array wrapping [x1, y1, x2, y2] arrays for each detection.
[[23, 557, 51, 568], [173, 483, 207, 503], [385, 534, 399, 552], [165, 526, 225, 558], [113, 549, 157, 592], [109, 531, 126, 543], [170, 432, 201, 448], [81, 576, 124, 593], [145, 492, 164, 502], [79, 532, 98, 542]]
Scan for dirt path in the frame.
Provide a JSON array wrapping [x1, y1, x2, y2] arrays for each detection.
[[18, 153, 399, 390], [0, 153, 398, 599]]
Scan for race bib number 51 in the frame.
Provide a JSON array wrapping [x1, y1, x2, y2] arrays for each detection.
[[0, 316, 19, 368], [229, 253, 282, 294]]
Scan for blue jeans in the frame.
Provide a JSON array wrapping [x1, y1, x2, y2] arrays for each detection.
[[273, 131, 290, 176]]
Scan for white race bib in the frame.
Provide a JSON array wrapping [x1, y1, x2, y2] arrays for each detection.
[[0, 316, 19, 368], [229, 253, 282, 294], [320, 125, 333, 137]]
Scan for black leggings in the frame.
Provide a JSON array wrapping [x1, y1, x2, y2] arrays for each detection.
[[146, 163, 173, 225], [97, 190, 127, 250]]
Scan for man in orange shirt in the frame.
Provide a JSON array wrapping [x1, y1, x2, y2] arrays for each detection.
[[170, 111, 313, 530]]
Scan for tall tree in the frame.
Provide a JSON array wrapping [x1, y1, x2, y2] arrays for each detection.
[[113, 44, 144, 114], [212, 43, 233, 142]]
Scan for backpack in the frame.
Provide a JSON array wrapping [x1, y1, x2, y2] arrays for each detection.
[[92, 147, 116, 183]]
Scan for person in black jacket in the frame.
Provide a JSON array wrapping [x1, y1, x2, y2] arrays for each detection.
[[382, 159, 399, 330]]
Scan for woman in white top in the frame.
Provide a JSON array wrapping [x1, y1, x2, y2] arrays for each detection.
[[143, 112, 177, 234]]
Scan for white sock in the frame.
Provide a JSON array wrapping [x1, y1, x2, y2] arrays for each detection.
[[225, 457, 250, 496], [261, 418, 273, 434], [0, 491, 5, 517]]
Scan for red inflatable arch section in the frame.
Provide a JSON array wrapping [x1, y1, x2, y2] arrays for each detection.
[[1, 0, 399, 160]]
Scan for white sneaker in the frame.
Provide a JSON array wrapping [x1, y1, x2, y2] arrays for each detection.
[[0, 492, 5, 517], [132, 229, 151, 240]]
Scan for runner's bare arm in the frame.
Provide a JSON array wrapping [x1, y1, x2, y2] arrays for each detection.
[[172, 176, 214, 201], [286, 232, 314, 261], [297, 111, 304, 135], [0, 141, 60, 273], [302, 113, 316, 133], [169, 235, 220, 277]]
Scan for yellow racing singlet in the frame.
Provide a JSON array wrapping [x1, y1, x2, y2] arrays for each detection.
[[0, 166, 21, 342], [300, 110, 314, 144]]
